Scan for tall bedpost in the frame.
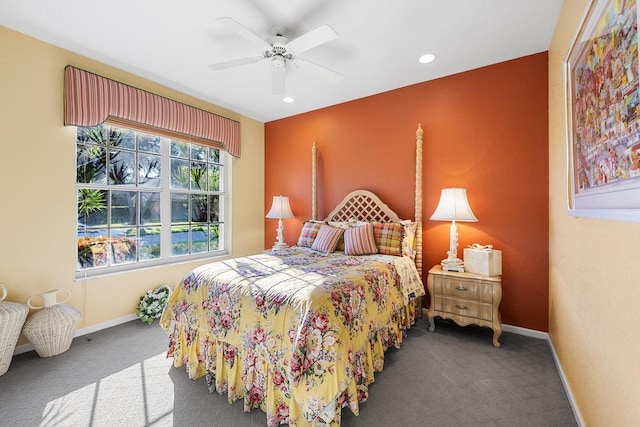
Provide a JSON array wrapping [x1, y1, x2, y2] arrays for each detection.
[[312, 142, 317, 221], [415, 124, 424, 279]]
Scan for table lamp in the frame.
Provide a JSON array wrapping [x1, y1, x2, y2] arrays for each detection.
[[430, 188, 478, 272], [266, 195, 294, 250]]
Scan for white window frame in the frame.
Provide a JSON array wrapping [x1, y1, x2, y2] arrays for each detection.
[[75, 124, 231, 278]]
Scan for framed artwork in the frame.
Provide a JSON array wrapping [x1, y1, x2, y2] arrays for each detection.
[[565, 0, 640, 222]]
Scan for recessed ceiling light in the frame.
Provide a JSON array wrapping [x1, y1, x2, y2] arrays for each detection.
[[283, 97, 294, 103], [418, 54, 436, 64]]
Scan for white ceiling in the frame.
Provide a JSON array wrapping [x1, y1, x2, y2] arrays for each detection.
[[0, 0, 562, 123]]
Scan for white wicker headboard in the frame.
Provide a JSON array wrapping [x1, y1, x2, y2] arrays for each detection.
[[324, 190, 402, 223]]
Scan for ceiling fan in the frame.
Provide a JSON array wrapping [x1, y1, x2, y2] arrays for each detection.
[[209, 17, 343, 95]]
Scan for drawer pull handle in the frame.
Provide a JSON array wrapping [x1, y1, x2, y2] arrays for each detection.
[[455, 304, 469, 310], [455, 286, 468, 291]]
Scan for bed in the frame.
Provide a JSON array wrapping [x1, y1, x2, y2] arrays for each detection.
[[160, 124, 425, 426]]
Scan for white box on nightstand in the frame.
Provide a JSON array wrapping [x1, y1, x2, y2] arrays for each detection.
[[463, 247, 502, 276]]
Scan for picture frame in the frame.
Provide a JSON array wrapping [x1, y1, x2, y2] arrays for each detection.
[[565, 0, 640, 222]]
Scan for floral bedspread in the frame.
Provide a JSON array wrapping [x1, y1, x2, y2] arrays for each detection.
[[160, 247, 423, 426]]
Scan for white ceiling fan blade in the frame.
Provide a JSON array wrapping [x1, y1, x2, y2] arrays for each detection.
[[217, 17, 272, 53], [272, 66, 286, 95], [208, 56, 264, 71], [285, 24, 337, 55], [295, 58, 343, 84]]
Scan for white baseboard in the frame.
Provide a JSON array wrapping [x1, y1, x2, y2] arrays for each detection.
[[546, 334, 585, 427], [502, 323, 548, 340], [13, 313, 138, 356]]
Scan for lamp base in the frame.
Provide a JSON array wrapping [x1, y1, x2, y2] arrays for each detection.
[[441, 258, 465, 272], [271, 242, 289, 251]]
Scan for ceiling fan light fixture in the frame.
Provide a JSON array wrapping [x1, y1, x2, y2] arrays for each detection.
[[272, 55, 286, 69], [282, 97, 294, 103], [419, 53, 436, 64]]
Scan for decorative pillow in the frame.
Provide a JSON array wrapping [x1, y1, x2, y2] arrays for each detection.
[[296, 221, 324, 248], [311, 225, 344, 255], [401, 221, 418, 259], [328, 220, 354, 229], [328, 220, 356, 251], [344, 223, 378, 256], [373, 222, 403, 256]]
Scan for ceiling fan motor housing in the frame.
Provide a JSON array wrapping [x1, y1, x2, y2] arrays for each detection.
[[267, 36, 292, 68]]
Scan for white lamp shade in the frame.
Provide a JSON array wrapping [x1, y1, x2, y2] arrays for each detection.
[[430, 188, 478, 222], [266, 195, 294, 219]]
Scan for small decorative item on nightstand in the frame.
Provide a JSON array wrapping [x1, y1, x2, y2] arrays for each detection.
[[464, 243, 502, 276], [426, 265, 503, 347]]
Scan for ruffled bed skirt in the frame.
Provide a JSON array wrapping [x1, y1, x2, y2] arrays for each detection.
[[165, 302, 418, 426]]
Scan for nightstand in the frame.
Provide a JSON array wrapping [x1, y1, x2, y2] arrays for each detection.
[[426, 265, 503, 347]]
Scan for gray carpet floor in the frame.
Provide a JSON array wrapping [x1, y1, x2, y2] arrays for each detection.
[[0, 318, 578, 426]]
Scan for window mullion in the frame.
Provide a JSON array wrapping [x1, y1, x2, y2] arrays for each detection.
[[160, 137, 172, 260]]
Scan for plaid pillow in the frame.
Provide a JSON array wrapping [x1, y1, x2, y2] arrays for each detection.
[[344, 223, 378, 255], [311, 225, 344, 255], [297, 221, 324, 247], [373, 222, 403, 256]]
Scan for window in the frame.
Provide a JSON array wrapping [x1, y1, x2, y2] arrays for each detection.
[[76, 124, 227, 274]]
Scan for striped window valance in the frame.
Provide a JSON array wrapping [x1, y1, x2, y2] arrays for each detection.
[[64, 66, 240, 158]]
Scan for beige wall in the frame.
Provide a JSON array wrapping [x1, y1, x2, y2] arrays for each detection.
[[0, 26, 265, 336], [549, 2, 640, 425]]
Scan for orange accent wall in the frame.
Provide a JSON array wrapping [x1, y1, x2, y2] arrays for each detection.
[[265, 52, 549, 332]]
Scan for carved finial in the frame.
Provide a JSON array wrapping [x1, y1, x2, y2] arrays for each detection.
[[416, 123, 423, 137]]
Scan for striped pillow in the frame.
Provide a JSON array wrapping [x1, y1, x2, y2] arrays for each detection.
[[344, 223, 378, 255], [311, 225, 344, 255], [373, 222, 403, 256], [297, 221, 324, 248]]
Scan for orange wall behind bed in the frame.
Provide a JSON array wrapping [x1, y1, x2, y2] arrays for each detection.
[[265, 52, 549, 332]]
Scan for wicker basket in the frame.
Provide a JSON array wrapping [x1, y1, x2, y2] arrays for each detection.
[[22, 304, 81, 358], [0, 300, 29, 375]]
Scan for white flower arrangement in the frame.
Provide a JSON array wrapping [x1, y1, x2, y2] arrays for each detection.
[[136, 285, 172, 324]]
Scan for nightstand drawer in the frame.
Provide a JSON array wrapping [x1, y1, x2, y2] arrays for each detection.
[[436, 297, 493, 321], [433, 277, 493, 302]]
